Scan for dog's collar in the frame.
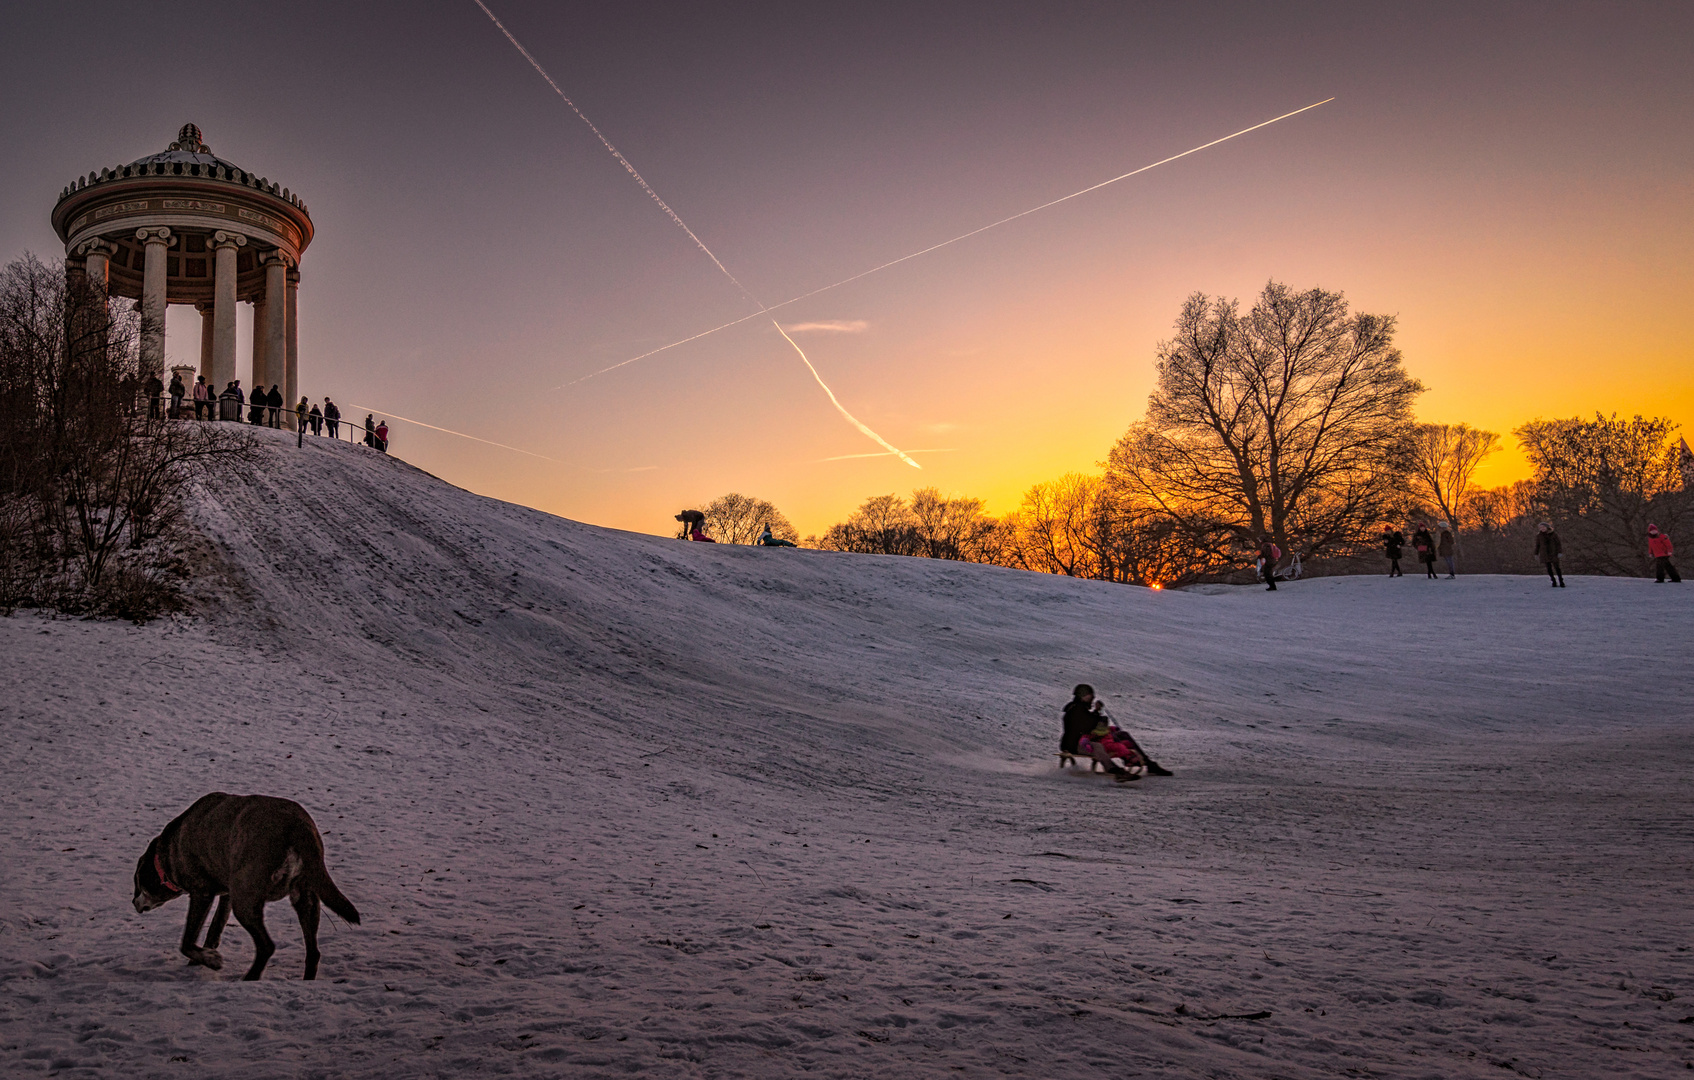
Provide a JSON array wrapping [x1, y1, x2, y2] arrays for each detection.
[[154, 850, 183, 895]]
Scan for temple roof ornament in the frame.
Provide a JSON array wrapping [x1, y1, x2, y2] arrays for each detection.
[[167, 123, 211, 154]]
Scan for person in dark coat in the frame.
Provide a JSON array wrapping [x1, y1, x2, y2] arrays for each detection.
[[674, 509, 705, 539], [144, 374, 165, 419], [267, 385, 284, 428], [1060, 685, 1173, 777], [1648, 524, 1680, 583], [1534, 522, 1565, 587], [1437, 525, 1456, 578], [363, 414, 375, 447], [247, 381, 266, 424], [1383, 527, 1405, 576], [220, 380, 243, 422], [1411, 524, 1437, 579], [1258, 534, 1280, 591], [167, 373, 185, 417], [308, 402, 323, 435], [323, 398, 340, 438]]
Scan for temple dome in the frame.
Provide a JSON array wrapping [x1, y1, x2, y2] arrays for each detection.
[[126, 122, 240, 172]]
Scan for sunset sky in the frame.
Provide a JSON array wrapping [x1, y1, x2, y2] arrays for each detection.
[[3, 1, 1689, 536]]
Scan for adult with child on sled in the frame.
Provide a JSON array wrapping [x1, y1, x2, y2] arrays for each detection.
[[1059, 684, 1172, 781]]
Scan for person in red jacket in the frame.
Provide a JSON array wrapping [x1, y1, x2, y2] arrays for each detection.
[[1648, 524, 1680, 583], [1257, 535, 1281, 591]]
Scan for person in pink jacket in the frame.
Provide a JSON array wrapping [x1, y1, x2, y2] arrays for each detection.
[[1648, 525, 1680, 583]]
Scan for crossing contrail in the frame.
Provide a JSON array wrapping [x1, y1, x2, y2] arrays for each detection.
[[558, 96, 1335, 388], [473, 0, 920, 466], [347, 405, 563, 461]]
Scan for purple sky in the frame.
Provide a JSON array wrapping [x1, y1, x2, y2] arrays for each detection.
[[4, 1, 1690, 534]]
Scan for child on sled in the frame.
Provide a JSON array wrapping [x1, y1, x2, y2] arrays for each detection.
[[1059, 684, 1173, 779]]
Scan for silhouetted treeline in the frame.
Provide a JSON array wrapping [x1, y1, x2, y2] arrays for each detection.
[[799, 282, 1694, 584]]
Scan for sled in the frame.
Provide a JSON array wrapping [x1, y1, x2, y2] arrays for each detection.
[[1058, 753, 1142, 781]]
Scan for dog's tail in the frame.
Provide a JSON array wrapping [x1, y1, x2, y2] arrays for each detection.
[[296, 829, 361, 925], [309, 862, 361, 925]]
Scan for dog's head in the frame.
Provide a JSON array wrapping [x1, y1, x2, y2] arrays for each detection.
[[132, 837, 178, 913]]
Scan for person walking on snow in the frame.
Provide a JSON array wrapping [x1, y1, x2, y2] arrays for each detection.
[[363, 414, 376, 447], [267, 385, 284, 428], [1412, 524, 1437, 579], [1383, 527, 1405, 577], [323, 398, 340, 438], [375, 420, 389, 453], [308, 402, 323, 435], [1535, 522, 1566, 587], [1438, 524, 1456, 578], [1648, 524, 1680, 583], [192, 375, 209, 420], [1258, 535, 1281, 590], [167, 372, 185, 418]]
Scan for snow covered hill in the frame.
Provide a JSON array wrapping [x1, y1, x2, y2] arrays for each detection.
[[3, 428, 1690, 1079]]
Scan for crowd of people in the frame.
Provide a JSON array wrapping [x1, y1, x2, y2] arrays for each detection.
[[141, 374, 391, 453], [1372, 520, 1676, 587]]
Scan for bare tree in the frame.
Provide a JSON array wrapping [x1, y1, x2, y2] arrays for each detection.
[[0, 253, 251, 615], [1406, 422, 1499, 563], [908, 487, 1000, 561], [1516, 413, 1691, 575], [1005, 473, 1106, 577], [814, 493, 920, 554], [701, 492, 798, 545], [1105, 282, 1423, 563]]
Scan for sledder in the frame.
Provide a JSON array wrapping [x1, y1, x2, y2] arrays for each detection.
[[1058, 684, 1173, 781]]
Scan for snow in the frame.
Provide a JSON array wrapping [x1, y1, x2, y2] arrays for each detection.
[[3, 426, 1691, 1078]]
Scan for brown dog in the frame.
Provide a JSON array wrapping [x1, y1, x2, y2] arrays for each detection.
[[132, 793, 360, 980]]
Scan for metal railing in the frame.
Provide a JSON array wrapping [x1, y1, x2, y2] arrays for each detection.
[[158, 395, 390, 452]]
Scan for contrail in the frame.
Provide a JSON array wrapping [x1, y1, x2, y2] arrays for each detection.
[[559, 97, 1335, 388], [470, 0, 751, 297], [347, 405, 564, 463], [349, 405, 662, 471], [773, 322, 919, 468], [820, 447, 958, 462], [473, 0, 920, 465]]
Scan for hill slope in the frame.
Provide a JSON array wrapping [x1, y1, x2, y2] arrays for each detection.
[[3, 428, 1690, 1079]]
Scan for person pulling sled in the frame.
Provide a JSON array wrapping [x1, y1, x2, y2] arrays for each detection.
[[675, 509, 716, 542]]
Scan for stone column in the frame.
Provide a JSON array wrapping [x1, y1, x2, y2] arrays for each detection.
[[262, 253, 287, 425], [71, 239, 116, 347], [197, 302, 214, 378], [252, 297, 269, 393], [284, 267, 300, 413], [210, 231, 245, 392], [135, 227, 172, 383], [81, 238, 115, 295]]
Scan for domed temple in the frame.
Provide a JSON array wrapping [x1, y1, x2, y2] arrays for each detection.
[[51, 123, 313, 402]]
